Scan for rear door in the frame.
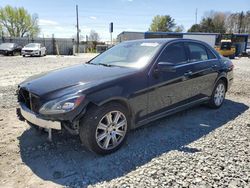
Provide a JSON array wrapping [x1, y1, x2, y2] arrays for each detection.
[[185, 42, 220, 98]]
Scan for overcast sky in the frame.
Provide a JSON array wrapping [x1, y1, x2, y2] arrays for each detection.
[[1, 0, 249, 41]]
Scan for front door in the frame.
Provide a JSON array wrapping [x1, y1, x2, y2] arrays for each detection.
[[147, 42, 196, 117]]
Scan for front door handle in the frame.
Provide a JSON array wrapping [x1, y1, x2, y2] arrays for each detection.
[[212, 64, 218, 69], [184, 71, 193, 77]]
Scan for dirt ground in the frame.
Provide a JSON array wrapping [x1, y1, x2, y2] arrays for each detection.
[[0, 55, 249, 188]]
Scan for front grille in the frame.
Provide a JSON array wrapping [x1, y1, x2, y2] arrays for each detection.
[[25, 50, 33, 52], [18, 88, 31, 109], [30, 94, 40, 113], [18, 88, 41, 113]]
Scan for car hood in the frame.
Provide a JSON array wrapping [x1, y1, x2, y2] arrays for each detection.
[[19, 64, 138, 96], [0, 47, 13, 51], [22, 47, 39, 51]]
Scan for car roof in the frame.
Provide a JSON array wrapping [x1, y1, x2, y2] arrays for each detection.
[[0, 42, 16, 44], [27, 43, 40, 45], [123, 38, 209, 45]]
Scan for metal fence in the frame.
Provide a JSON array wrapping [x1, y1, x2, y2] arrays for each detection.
[[0, 36, 75, 55]]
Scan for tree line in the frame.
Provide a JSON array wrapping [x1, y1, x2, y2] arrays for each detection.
[[149, 11, 250, 34], [188, 11, 250, 33], [0, 5, 39, 37]]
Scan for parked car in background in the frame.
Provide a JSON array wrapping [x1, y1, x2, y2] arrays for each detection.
[[22, 43, 46, 57], [246, 46, 250, 57], [17, 39, 234, 154], [0, 43, 22, 56]]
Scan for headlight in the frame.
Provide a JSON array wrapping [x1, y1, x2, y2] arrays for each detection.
[[39, 95, 85, 115]]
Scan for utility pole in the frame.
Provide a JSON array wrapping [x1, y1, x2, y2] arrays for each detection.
[[195, 8, 198, 25], [76, 5, 80, 53]]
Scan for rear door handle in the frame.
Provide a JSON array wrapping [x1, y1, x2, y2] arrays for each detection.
[[184, 71, 193, 77]]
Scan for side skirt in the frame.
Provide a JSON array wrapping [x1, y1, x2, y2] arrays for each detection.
[[135, 97, 209, 129]]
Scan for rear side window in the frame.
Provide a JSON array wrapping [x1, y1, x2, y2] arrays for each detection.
[[187, 43, 208, 62], [158, 42, 187, 64]]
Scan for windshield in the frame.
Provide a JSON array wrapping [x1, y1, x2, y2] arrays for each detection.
[[0, 43, 14, 48], [25, 43, 40, 48], [89, 41, 163, 68], [221, 42, 232, 50]]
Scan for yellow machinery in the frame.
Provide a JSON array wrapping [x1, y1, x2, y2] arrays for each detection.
[[215, 39, 236, 59]]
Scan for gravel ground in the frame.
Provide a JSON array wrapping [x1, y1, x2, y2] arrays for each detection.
[[0, 55, 249, 188]]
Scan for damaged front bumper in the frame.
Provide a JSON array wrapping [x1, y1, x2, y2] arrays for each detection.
[[18, 102, 61, 130]]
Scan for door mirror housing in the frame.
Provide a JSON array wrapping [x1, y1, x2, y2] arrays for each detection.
[[157, 62, 176, 72]]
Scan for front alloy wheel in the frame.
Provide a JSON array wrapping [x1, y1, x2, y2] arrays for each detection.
[[79, 103, 129, 154], [95, 111, 127, 150]]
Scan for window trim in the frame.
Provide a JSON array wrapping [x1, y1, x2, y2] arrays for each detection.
[[185, 42, 210, 63], [205, 47, 218, 60], [185, 42, 218, 63], [148, 40, 219, 76]]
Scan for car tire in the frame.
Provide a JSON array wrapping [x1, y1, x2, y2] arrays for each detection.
[[79, 102, 129, 155], [208, 80, 226, 109], [23, 55, 25, 57], [39, 51, 42, 57], [14, 51, 20, 56]]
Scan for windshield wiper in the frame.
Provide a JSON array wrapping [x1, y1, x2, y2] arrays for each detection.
[[98, 63, 113, 67], [87, 62, 117, 67]]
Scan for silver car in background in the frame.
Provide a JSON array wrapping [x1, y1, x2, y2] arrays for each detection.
[[22, 43, 46, 57]]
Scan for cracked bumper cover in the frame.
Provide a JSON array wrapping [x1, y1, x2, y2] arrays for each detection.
[[19, 103, 61, 130]]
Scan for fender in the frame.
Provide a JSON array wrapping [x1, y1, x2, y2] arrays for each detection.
[[213, 72, 229, 91]]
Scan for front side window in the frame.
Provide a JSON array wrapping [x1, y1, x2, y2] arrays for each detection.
[[187, 43, 208, 62], [158, 42, 187, 64]]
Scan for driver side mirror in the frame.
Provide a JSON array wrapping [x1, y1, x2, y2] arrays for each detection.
[[157, 62, 176, 72]]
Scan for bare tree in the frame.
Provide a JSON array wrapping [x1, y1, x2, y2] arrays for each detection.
[[245, 11, 250, 33], [188, 10, 250, 34], [174, 25, 184, 32], [89, 30, 100, 42], [225, 11, 250, 33], [88, 30, 100, 52]]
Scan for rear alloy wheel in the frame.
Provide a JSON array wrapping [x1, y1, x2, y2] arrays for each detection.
[[208, 80, 226, 108], [79, 103, 129, 154]]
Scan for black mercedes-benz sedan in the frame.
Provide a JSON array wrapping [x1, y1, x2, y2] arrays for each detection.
[[0, 42, 22, 56], [17, 39, 234, 154]]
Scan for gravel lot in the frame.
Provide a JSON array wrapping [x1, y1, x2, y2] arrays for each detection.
[[0, 55, 249, 188]]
